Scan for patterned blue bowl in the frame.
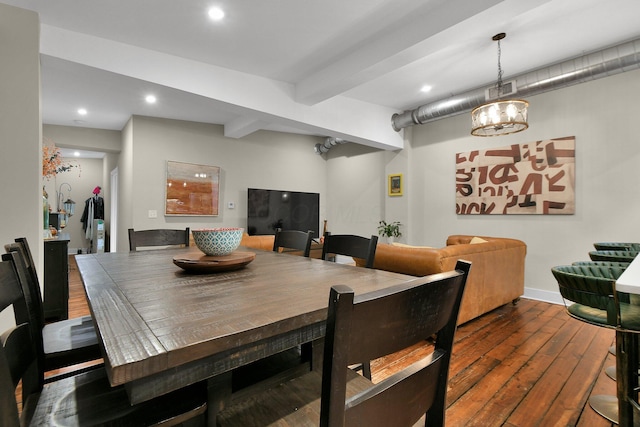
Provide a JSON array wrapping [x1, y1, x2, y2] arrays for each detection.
[[192, 227, 244, 256]]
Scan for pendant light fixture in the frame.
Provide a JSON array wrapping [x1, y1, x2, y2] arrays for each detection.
[[471, 33, 529, 137]]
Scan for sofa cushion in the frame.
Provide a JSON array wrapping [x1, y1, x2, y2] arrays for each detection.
[[470, 236, 488, 244]]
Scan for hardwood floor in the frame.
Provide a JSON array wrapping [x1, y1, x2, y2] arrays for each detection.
[[60, 255, 616, 426]]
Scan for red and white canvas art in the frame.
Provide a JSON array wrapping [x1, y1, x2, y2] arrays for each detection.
[[456, 136, 575, 215]]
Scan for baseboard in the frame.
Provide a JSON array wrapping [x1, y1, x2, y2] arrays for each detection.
[[523, 287, 563, 305]]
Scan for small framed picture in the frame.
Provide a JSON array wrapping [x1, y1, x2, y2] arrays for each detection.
[[388, 173, 403, 196]]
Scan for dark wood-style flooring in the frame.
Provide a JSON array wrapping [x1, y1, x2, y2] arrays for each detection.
[[51, 256, 616, 426]]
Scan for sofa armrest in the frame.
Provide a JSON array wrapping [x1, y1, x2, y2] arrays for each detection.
[[447, 235, 527, 251], [360, 243, 445, 276]]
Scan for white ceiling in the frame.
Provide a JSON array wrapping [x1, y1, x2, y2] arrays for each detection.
[[5, 0, 640, 151]]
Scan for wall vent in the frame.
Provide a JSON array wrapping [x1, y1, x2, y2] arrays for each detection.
[[485, 80, 517, 101]]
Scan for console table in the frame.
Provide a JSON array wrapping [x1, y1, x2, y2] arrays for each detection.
[[44, 233, 70, 320]]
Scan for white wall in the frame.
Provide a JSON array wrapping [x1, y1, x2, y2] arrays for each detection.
[[324, 69, 640, 303], [325, 143, 386, 237], [121, 116, 327, 251], [324, 129, 414, 241], [0, 4, 40, 331], [409, 69, 640, 302]]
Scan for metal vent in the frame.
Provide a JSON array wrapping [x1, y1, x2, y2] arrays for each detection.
[[391, 37, 640, 131], [485, 80, 516, 101]]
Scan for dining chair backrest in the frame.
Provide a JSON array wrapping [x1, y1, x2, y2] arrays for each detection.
[[128, 227, 190, 251], [5, 238, 101, 379], [3, 244, 46, 387], [0, 251, 42, 419], [273, 228, 313, 257], [321, 233, 378, 268], [320, 260, 471, 427], [4, 238, 44, 329]]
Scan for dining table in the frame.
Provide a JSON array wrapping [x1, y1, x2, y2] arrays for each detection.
[[75, 245, 415, 425]]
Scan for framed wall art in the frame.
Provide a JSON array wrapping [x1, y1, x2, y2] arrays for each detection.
[[165, 160, 220, 216], [388, 173, 403, 196], [455, 136, 575, 215]]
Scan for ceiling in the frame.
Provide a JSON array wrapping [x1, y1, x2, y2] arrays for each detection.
[[5, 0, 640, 151]]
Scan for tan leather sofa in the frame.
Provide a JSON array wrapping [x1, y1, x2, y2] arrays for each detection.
[[240, 233, 275, 251], [239, 232, 526, 325], [356, 235, 527, 325]]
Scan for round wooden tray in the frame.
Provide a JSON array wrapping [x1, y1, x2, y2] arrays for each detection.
[[173, 250, 256, 273]]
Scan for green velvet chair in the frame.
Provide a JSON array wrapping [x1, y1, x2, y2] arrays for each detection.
[[594, 242, 640, 251], [551, 264, 640, 425], [572, 261, 634, 371], [573, 260, 631, 268], [589, 250, 639, 263]]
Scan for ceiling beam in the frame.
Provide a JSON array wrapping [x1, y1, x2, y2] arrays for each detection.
[[294, 0, 504, 105], [40, 25, 404, 150], [224, 117, 268, 139]]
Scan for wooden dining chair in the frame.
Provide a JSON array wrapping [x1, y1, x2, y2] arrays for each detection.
[[321, 232, 379, 378], [128, 227, 190, 251], [217, 260, 471, 427], [273, 228, 313, 257], [321, 232, 378, 268], [0, 251, 208, 427], [5, 238, 101, 377]]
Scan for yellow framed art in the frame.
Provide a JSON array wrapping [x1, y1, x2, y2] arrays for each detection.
[[388, 173, 403, 196]]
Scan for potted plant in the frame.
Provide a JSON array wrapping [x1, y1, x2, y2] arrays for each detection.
[[378, 220, 402, 243]]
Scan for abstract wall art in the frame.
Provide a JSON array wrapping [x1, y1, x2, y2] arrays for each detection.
[[165, 161, 220, 216], [456, 136, 575, 215]]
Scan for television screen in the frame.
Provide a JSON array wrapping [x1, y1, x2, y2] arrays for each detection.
[[247, 188, 320, 238]]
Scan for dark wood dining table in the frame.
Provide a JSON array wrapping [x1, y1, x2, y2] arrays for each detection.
[[75, 246, 414, 424]]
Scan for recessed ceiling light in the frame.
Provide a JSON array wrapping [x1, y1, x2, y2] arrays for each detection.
[[73, 151, 80, 157], [420, 85, 432, 93], [145, 95, 157, 104], [77, 108, 87, 115], [208, 7, 225, 21]]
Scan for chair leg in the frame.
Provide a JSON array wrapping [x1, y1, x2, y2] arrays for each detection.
[[362, 361, 372, 380], [590, 333, 640, 425], [617, 331, 639, 426], [207, 371, 232, 426], [349, 361, 372, 380]]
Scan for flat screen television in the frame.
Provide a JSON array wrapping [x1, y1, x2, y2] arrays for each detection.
[[247, 188, 320, 238]]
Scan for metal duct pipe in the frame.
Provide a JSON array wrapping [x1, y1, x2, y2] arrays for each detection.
[[392, 37, 640, 131], [314, 137, 347, 155]]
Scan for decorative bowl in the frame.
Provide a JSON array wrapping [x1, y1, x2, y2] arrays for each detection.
[[192, 227, 244, 256]]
